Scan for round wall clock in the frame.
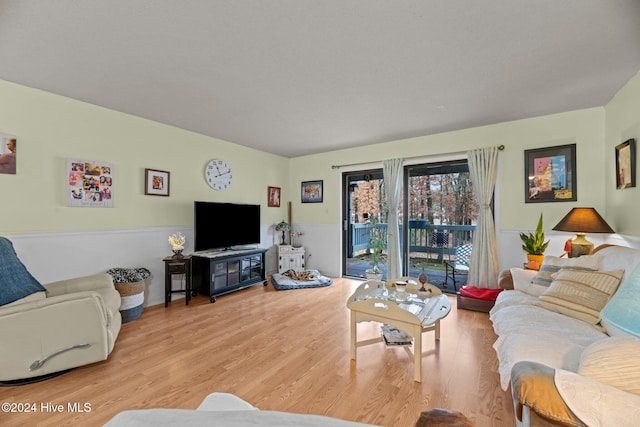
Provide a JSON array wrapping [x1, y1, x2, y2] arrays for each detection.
[[204, 159, 233, 190]]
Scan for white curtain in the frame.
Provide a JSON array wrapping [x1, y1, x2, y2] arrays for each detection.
[[383, 158, 403, 280], [467, 147, 500, 288]]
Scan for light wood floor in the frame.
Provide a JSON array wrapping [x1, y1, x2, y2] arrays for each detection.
[[1, 277, 514, 427]]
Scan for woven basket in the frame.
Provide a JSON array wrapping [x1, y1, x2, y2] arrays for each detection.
[[114, 280, 146, 323], [114, 281, 146, 297]]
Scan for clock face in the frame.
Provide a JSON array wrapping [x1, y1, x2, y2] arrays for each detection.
[[205, 159, 233, 190]]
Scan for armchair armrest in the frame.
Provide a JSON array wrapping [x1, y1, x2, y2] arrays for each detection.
[[511, 361, 584, 426], [0, 292, 112, 380], [0, 291, 110, 323], [45, 273, 114, 297], [498, 269, 514, 290]]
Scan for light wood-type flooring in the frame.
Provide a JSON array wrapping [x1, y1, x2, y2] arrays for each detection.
[[1, 277, 514, 427]]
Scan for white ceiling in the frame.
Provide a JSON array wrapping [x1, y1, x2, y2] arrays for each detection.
[[1, 1, 639, 158]]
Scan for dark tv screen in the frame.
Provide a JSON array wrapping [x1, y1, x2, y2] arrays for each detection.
[[194, 201, 261, 251]]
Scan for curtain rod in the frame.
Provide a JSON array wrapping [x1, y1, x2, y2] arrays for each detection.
[[330, 145, 504, 169]]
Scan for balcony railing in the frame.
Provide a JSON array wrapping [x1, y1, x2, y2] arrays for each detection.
[[349, 221, 475, 261]]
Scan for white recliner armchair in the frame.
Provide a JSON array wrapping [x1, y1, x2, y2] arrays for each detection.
[[0, 237, 122, 383]]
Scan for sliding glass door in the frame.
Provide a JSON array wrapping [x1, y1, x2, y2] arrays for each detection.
[[342, 170, 386, 279], [403, 161, 477, 289], [343, 160, 478, 291]]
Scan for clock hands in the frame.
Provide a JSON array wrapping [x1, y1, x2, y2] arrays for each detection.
[[206, 159, 232, 190]]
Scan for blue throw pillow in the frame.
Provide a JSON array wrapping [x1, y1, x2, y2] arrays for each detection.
[[0, 237, 46, 306]]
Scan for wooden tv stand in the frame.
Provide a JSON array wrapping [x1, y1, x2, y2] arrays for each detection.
[[191, 248, 267, 303]]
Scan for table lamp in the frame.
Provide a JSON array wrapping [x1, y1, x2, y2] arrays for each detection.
[[275, 220, 290, 245], [552, 208, 614, 257], [168, 232, 186, 258]]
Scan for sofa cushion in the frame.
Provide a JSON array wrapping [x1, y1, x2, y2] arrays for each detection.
[[491, 303, 606, 341], [511, 267, 546, 297], [491, 303, 607, 390], [537, 269, 624, 325], [578, 337, 640, 396], [594, 245, 640, 279], [494, 332, 587, 391], [530, 255, 601, 291], [0, 237, 47, 306], [490, 289, 539, 315]]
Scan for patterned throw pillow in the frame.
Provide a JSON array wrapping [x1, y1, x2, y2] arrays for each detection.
[[537, 269, 624, 325], [531, 255, 602, 288]]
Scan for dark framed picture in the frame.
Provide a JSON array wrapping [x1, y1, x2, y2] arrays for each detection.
[[144, 168, 170, 196], [268, 186, 281, 207], [524, 144, 576, 203], [301, 180, 323, 203], [615, 138, 636, 189]]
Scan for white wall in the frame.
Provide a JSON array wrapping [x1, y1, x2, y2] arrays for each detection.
[[0, 79, 290, 307], [288, 107, 615, 275], [605, 71, 640, 235], [2, 69, 639, 302], [0, 80, 291, 234]]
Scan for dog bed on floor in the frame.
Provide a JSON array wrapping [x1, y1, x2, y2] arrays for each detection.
[[271, 269, 333, 290]]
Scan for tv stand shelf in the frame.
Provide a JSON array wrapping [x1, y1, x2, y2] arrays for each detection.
[[192, 248, 267, 303]]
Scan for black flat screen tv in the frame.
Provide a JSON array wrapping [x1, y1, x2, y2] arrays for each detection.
[[194, 201, 261, 251]]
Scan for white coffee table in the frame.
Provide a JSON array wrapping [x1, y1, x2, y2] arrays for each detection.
[[346, 279, 451, 382]]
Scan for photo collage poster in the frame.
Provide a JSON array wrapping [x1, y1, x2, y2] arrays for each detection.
[[67, 159, 114, 207]]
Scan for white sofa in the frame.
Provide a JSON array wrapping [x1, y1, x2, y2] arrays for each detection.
[[492, 245, 640, 426]]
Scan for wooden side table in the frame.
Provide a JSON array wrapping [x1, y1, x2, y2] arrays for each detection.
[[163, 255, 191, 307]]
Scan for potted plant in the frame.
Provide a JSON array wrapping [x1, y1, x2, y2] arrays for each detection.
[[519, 213, 550, 270], [365, 216, 385, 280]]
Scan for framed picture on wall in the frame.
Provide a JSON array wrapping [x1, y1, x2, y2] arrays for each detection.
[[0, 132, 17, 175], [268, 186, 281, 207], [524, 143, 577, 203], [615, 138, 636, 189], [301, 180, 323, 203], [144, 168, 170, 196]]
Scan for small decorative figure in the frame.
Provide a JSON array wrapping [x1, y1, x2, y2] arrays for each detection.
[[417, 273, 431, 299]]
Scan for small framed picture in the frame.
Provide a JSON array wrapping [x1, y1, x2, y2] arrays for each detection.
[[615, 138, 636, 189], [301, 180, 323, 203], [0, 133, 17, 175], [144, 168, 170, 196], [268, 186, 281, 207], [524, 144, 577, 203]]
